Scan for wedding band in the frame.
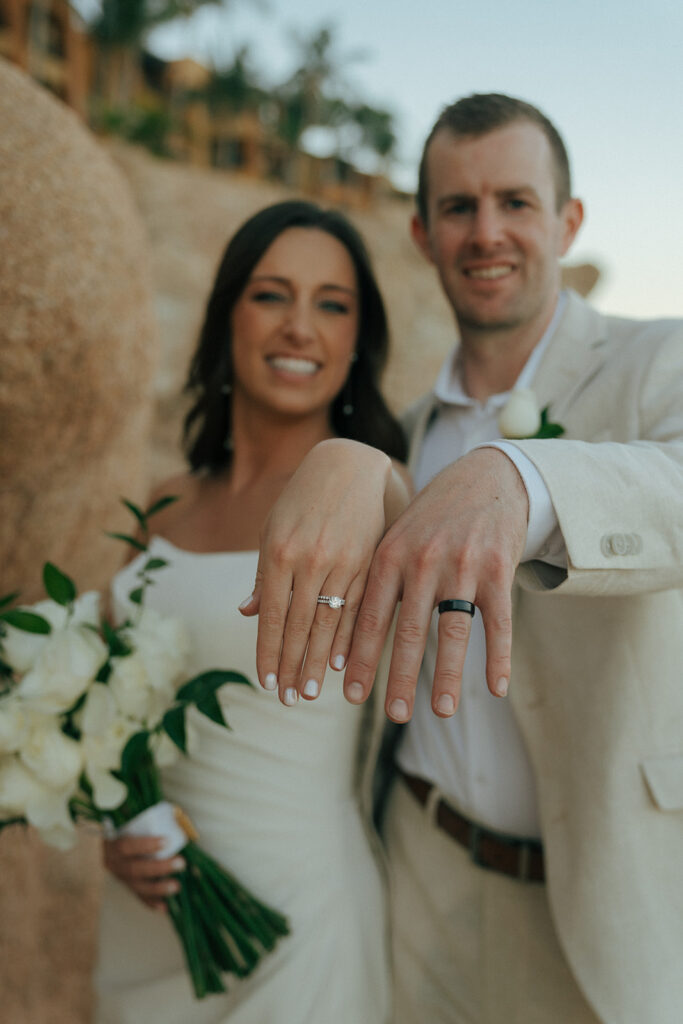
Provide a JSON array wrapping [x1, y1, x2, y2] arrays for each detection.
[[317, 595, 345, 610], [438, 599, 475, 616]]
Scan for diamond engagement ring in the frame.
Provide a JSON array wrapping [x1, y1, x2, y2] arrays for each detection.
[[317, 595, 345, 609]]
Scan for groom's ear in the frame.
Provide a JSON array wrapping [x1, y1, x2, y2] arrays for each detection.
[[410, 213, 434, 265]]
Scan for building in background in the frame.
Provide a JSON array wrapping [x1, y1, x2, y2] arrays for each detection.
[[0, 0, 91, 115]]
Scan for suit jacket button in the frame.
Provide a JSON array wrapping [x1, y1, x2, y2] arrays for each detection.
[[611, 533, 629, 555]]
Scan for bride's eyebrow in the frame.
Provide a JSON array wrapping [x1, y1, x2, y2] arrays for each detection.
[[318, 284, 357, 296], [248, 275, 290, 286]]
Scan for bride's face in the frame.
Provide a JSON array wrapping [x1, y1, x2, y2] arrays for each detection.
[[230, 227, 359, 422]]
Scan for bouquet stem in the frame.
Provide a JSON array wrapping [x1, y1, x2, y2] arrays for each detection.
[[167, 840, 289, 999]]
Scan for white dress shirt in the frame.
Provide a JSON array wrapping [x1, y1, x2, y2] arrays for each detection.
[[397, 295, 568, 838]]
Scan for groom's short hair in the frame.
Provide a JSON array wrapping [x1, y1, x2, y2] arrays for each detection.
[[416, 92, 572, 220]]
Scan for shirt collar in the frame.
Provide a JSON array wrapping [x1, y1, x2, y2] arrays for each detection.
[[433, 291, 567, 408]]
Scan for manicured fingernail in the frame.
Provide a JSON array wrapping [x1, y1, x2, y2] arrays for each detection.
[[283, 687, 298, 706], [345, 681, 364, 703], [264, 672, 278, 691], [436, 694, 455, 716], [303, 678, 319, 699], [332, 654, 346, 670], [388, 698, 409, 722], [170, 857, 186, 872], [238, 592, 254, 610], [495, 676, 509, 697]]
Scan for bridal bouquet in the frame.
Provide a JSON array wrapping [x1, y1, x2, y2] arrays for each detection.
[[0, 497, 289, 999]]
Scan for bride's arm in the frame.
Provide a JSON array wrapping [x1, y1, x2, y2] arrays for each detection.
[[239, 438, 411, 705]]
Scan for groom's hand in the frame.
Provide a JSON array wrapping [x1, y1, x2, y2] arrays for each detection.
[[343, 448, 529, 721]]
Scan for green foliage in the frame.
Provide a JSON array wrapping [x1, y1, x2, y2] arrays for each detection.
[[106, 531, 147, 551], [163, 705, 188, 752], [146, 495, 180, 518], [176, 669, 252, 704], [535, 407, 566, 439], [43, 563, 77, 607], [0, 609, 52, 634], [93, 0, 222, 48]]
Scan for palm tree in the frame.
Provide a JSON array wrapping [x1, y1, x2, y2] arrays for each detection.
[[203, 45, 263, 115], [275, 24, 367, 147]]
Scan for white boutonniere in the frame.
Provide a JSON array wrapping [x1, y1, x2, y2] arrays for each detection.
[[498, 389, 565, 439]]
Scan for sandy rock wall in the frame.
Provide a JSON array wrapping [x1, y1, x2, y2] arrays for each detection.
[[0, 60, 157, 1023]]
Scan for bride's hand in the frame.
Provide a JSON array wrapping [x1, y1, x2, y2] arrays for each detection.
[[103, 835, 186, 911], [239, 439, 410, 706]]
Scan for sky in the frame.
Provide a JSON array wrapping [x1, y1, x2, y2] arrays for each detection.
[[123, 0, 681, 319]]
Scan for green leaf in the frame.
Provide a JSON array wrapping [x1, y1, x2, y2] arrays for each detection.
[[121, 498, 147, 532], [536, 423, 565, 438], [534, 405, 565, 439], [120, 730, 151, 779], [0, 592, 20, 611], [145, 494, 180, 518], [0, 657, 15, 679], [128, 587, 144, 605], [102, 620, 131, 658], [106, 532, 147, 552], [162, 706, 187, 752], [175, 669, 252, 705], [43, 562, 77, 606], [0, 609, 52, 634], [143, 558, 168, 572], [196, 692, 229, 729]]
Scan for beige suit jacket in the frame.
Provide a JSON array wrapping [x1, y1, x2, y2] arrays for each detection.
[[362, 291, 683, 1024]]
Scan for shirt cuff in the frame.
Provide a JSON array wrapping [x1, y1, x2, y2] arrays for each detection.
[[475, 442, 566, 564]]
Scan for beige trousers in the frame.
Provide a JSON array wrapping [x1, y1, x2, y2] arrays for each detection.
[[384, 779, 601, 1024]]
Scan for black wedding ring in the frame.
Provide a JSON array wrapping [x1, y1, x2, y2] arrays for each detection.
[[438, 599, 475, 616]]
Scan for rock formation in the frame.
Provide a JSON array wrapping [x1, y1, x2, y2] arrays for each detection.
[[0, 59, 157, 1023]]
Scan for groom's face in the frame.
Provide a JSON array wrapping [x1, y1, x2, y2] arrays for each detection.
[[411, 121, 582, 339]]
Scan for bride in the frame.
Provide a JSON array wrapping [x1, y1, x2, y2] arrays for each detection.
[[95, 200, 411, 1023]]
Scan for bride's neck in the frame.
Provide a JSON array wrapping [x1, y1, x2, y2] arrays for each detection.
[[228, 406, 333, 493]]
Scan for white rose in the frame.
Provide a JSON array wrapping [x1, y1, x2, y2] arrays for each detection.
[[81, 712, 137, 773], [0, 756, 76, 847], [17, 624, 108, 713], [497, 388, 541, 439], [107, 653, 166, 724], [1, 592, 101, 674], [87, 767, 127, 810], [124, 609, 191, 691], [19, 716, 83, 791], [77, 682, 118, 736], [150, 728, 182, 768], [0, 697, 29, 753]]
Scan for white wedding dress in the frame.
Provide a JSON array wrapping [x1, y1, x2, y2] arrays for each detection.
[[95, 537, 390, 1024]]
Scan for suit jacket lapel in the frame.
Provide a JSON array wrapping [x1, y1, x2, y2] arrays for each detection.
[[529, 291, 610, 421]]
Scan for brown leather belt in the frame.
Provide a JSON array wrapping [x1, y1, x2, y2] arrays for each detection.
[[400, 771, 545, 883]]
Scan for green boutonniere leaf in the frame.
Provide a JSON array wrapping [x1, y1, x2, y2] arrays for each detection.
[[534, 406, 565, 439]]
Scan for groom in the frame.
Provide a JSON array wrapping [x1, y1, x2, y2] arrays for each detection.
[[352, 93, 683, 1024], [255, 93, 683, 1022]]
